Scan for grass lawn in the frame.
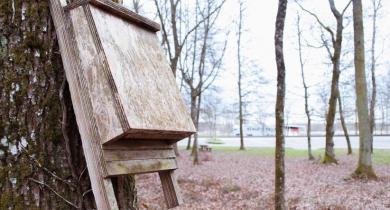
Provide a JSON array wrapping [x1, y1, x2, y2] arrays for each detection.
[[181, 146, 390, 165]]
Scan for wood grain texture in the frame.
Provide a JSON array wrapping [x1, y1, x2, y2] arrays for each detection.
[[49, 0, 118, 209], [69, 6, 124, 143], [83, 4, 131, 132], [159, 170, 183, 208], [106, 159, 177, 176], [90, 5, 196, 142], [102, 139, 173, 150], [103, 149, 175, 161]]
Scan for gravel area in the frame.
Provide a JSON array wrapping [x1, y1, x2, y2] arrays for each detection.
[[136, 151, 390, 210]]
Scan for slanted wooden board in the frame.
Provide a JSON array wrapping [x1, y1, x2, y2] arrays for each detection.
[[65, 0, 195, 145], [49, 0, 194, 209]]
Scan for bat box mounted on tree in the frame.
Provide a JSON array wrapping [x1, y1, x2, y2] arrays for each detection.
[[49, 0, 196, 208]]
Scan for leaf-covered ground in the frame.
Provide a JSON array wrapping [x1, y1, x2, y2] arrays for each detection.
[[136, 150, 390, 209]]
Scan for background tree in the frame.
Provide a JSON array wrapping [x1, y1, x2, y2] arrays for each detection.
[[153, 0, 225, 155], [237, 0, 245, 150], [338, 93, 352, 154], [352, 0, 377, 179], [274, 0, 287, 209], [0, 0, 137, 209], [369, 0, 382, 152], [296, 13, 314, 160], [297, 0, 352, 164]]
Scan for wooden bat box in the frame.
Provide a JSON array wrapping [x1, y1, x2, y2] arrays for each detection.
[[65, 1, 195, 145], [49, 0, 195, 208]]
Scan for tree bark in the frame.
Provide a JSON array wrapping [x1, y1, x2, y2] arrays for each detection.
[[274, 0, 287, 209], [322, 0, 351, 164], [352, 0, 377, 179], [338, 94, 352, 154], [0, 1, 137, 209]]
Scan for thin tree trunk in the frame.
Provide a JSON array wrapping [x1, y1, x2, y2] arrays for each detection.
[[322, 0, 350, 164], [193, 92, 202, 165], [237, 0, 245, 150], [338, 94, 352, 154], [296, 14, 314, 160], [369, 0, 381, 153], [274, 0, 287, 209], [190, 93, 197, 156], [352, 0, 377, 179], [186, 136, 192, 150]]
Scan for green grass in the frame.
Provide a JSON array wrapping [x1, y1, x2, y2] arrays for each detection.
[[207, 138, 225, 145], [184, 146, 390, 165]]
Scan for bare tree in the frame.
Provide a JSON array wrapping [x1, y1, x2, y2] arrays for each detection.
[[237, 0, 245, 150], [274, 0, 287, 209], [297, 0, 352, 164], [153, 0, 226, 156], [296, 13, 314, 160], [178, 0, 227, 164], [352, 0, 377, 179], [131, 0, 142, 13], [369, 0, 382, 152], [338, 94, 352, 154]]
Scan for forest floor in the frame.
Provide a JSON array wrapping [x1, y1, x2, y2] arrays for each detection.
[[136, 148, 390, 210]]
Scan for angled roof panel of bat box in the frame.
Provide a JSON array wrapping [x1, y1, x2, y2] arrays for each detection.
[[65, 0, 195, 144]]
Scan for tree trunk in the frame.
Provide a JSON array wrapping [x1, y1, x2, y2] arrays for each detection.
[[322, 0, 346, 164], [192, 92, 202, 165], [0, 1, 137, 209], [296, 14, 314, 160], [274, 0, 287, 209], [190, 93, 197, 156], [352, 0, 377, 179], [237, 0, 245, 151], [338, 94, 352, 154], [369, 0, 381, 153], [323, 59, 340, 163], [186, 136, 192, 150]]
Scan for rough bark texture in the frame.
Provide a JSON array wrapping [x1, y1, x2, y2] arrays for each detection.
[[352, 0, 377, 179], [237, 0, 245, 151], [296, 14, 314, 160], [274, 0, 287, 209], [0, 0, 137, 209], [338, 94, 352, 155], [322, 0, 351, 164]]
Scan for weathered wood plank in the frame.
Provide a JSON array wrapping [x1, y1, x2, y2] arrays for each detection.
[[103, 149, 175, 161], [106, 159, 178, 176], [69, 6, 124, 143], [83, 4, 131, 133], [90, 5, 196, 144], [102, 139, 173, 150], [159, 170, 183, 208], [123, 129, 193, 141], [49, 0, 118, 209], [64, 0, 160, 32]]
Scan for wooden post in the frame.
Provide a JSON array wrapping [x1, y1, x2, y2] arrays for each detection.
[[49, 0, 119, 209], [159, 170, 183, 208]]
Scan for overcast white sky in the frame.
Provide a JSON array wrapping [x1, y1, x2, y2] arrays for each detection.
[[124, 0, 390, 125]]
